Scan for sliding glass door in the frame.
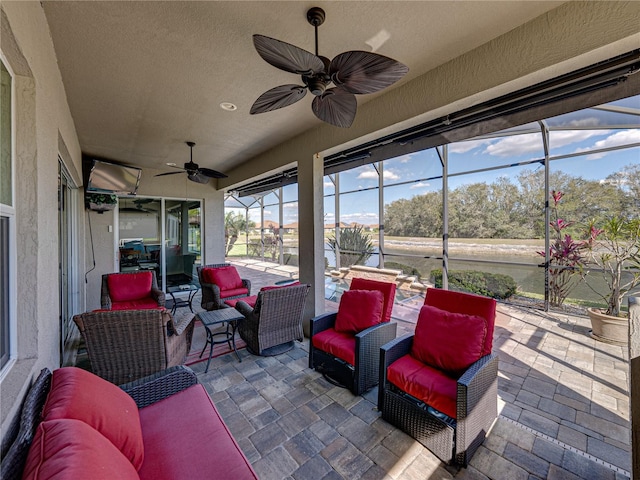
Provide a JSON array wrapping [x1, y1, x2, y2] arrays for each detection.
[[118, 197, 201, 289]]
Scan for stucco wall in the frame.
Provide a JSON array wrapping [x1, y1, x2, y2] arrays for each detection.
[[0, 2, 83, 433]]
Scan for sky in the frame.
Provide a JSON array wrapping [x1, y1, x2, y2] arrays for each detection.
[[227, 97, 640, 227]]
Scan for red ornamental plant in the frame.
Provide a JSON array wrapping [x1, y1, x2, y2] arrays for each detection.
[[537, 191, 590, 307]]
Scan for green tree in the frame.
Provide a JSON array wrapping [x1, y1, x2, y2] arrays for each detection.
[[224, 212, 254, 255]]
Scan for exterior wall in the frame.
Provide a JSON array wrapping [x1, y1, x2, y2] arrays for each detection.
[[0, 2, 83, 432]]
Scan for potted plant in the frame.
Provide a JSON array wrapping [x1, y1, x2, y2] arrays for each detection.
[[85, 192, 117, 212], [584, 216, 640, 344]]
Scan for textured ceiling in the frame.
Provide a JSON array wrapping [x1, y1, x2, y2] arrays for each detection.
[[42, 1, 564, 177]]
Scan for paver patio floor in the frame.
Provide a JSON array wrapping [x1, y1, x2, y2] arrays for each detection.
[[182, 260, 631, 479]]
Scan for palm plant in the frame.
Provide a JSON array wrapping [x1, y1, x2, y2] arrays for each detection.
[[585, 216, 640, 317], [225, 212, 254, 255], [328, 226, 375, 268]]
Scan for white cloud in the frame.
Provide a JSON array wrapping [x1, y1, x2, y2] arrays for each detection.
[[554, 116, 602, 128], [549, 129, 612, 149], [396, 154, 414, 164], [357, 170, 378, 179], [410, 181, 430, 189], [448, 139, 492, 154], [324, 181, 334, 188], [574, 129, 640, 160], [341, 212, 378, 220], [283, 202, 298, 209], [483, 133, 542, 157]]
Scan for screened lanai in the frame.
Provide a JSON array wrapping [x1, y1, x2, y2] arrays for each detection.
[[224, 95, 640, 312]]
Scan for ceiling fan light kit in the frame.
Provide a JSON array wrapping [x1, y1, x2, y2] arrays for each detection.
[[155, 141, 227, 184], [251, 7, 409, 128]]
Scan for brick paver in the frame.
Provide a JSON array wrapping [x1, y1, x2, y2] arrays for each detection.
[[180, 261, 632, 479]]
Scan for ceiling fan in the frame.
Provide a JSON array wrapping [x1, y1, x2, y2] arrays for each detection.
[[250, 7, 409, 128], [155, 141, 227, 184]]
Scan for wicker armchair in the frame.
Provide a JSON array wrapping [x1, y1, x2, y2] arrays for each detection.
[[196, 263, 252, 310], [101, 271, 165, 310], [378, 288, 497, 466], [73, 309, 195, 385], [309, 278, 397, 396], [234, 283, 310, 356]]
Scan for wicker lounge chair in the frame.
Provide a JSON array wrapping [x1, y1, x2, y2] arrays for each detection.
[[309, 278, 398, 396], [196, 263, 252, 310], [378, 288, 497, 466], [73, 309, 195, 385], [101, 271, 165, 310], [234, 283, 310, 356]]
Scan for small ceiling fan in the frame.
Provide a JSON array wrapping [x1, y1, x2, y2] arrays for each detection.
[[250, 7, 409, 128], [155, 141, 227, 184]]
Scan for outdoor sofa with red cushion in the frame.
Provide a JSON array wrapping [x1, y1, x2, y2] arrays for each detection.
[[378, 287, 497, 466], [197, 263, 252, 310], [0, 366, 257, 480], [101, 271, 165, 311], [309, 277, 398, 395]]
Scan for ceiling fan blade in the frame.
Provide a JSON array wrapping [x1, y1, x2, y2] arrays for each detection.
[[187, 172, 211, 184], [198, 167, 228, 179], [311, 88, 357, 128], [329, 51, 409, 94], [250, 84, 307, 114], [253, 35, 325, 75], [155, 171, 184, 177]]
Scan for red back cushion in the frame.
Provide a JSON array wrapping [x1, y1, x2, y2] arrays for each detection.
[[424, 288, 496, 355], [23, 419, 139, 480], [43, 367, 144, 470], [202, 266, 243, 291], [260, 281, 300, 292], [108, 272, 153, 302], [411, 304, 488, 377], [334, 289, 385, 334], [350, 278, 396, 323]]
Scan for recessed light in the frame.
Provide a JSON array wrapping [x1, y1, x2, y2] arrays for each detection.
[[220, 102, 237, 111], [166, 162, 176, 166]]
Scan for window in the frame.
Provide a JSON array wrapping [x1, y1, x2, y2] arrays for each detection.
[[1, 58, 14, 371]]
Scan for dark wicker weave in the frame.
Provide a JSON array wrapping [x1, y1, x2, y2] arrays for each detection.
[[309, 312, 397, 396], [378, 334, 499, 466], [100, 270, 165, 310], [0, 369, 52, 480], [73, 309, 195, 385], [235, 283, 310, 355], [197, 263, 252, 310], [119, 365, 198, 408]]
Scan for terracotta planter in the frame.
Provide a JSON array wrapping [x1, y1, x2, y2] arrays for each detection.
[[587, 307, 628, 345]]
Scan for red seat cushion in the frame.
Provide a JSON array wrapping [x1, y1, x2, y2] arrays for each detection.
[[220, 287, 249, 299], [311, 328, 356, 366], [334, 289, 385, 334], [137, 384, 258, 480], [387, 354, 458, 419], [111, 298, 161, 310], [42, 367, 144, 469], [350, 278, 396, 323], [22, 419, 139, 480], [108, 272, 153, 302], [225, 295, 258, 308], [424, 288, 496, 355], [201, 266, 243, 291], [411, 304, 487, 377]]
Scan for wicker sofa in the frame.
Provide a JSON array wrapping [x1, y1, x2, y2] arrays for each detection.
[[0, 366, 257, 480]]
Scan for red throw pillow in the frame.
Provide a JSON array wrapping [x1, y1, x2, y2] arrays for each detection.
[[22, 419, 139, 480], [108, 272, 153, 302], [201, 266, 243, 291], [42, 367, 144, 470], [334, 289, 384, 334], [411, 305, 487, 377]]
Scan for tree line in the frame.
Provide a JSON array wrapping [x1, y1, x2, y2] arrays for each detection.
[[384, 164, 639, 239]]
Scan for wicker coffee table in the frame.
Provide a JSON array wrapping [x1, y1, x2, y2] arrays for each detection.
[[195, 308, 244, 372]]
